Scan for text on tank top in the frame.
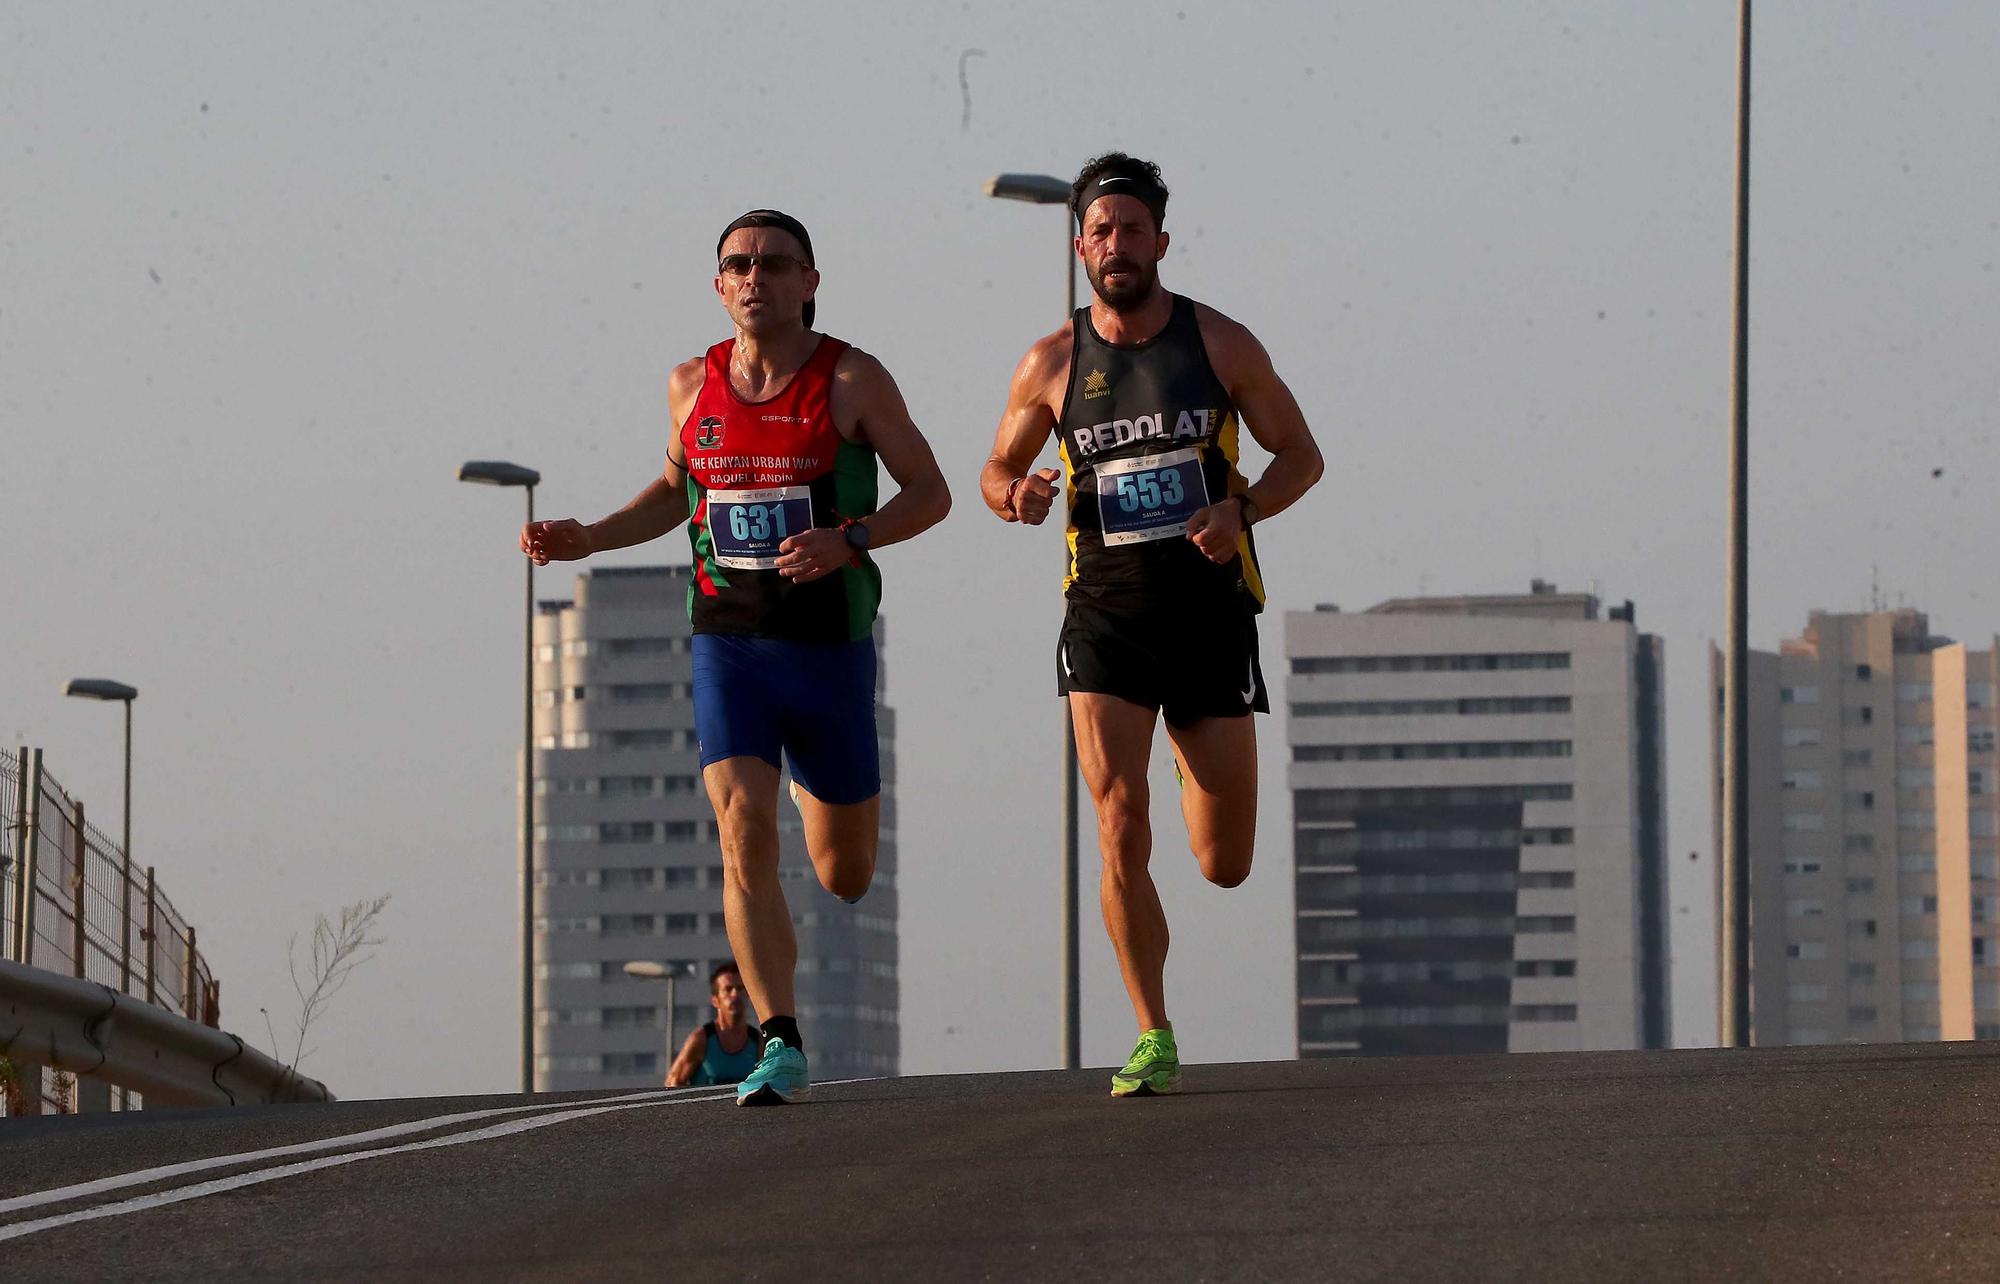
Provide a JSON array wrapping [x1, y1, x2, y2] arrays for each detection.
[[1053, 293, 1265, 613], [680, 335, 882, 642]]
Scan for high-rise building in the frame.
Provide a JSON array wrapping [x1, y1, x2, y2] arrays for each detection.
[[528, 565, 899, 1090], [1285, 582, 1670, 1058], [1712, 608, 1998, 1046]]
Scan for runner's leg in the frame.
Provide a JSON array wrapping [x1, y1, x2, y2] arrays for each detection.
[[704, 756, 796, 1019], [793, 788, 880, 900], [1164, 715, 1258, 887], [1070, 690, 1170, 1031]]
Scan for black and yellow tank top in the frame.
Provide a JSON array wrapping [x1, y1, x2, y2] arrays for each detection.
[[1054, 293, 1264, 613]]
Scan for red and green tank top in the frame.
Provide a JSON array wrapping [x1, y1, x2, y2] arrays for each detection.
[[680, 335, 881, 642]]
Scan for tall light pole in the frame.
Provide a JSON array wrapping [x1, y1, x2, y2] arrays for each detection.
[[625, 960, 690, 1080], [984, 171, 1082, 1072], [1720, 0, 1754, 1050], [63, 678, 138, 993], [459, 459, 542, 1093]]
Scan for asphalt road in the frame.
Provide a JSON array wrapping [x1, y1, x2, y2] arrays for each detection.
[[6, 1042, 2000, 1282]]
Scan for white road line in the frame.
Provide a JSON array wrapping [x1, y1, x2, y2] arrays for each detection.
[[0, 1087, 726, 1217], [0, 1093, 726, 1244]]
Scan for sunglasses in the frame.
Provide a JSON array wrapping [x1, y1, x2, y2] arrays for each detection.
[[718, 253, 809, 277]]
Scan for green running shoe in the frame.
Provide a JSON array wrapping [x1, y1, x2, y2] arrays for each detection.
[[1110, 1028, 1181, 1097], [736, 1036, 811, 1107]]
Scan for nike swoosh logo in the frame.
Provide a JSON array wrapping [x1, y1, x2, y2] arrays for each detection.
[[1098, 176, 1133, 186], [1242, 658, 1257, 706], [1063, 643, 1074, 678]]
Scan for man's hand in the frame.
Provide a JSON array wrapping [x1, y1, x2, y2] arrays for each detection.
[[1185, 498, 1242, 565], [1013, 467, 1062, 526], [522, 519, 593, 566], [774, 528, 852, 583]]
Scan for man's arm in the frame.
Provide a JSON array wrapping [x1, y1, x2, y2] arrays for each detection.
[[773, 349, 951, 583], [979, 328, 1071, 525], [1182, 306, 1325, 564], [522, 359, 701, 565], [664, 1026, 707, 1088]]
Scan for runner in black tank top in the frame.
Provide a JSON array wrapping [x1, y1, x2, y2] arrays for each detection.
[[982, 153, 1325, 1098]]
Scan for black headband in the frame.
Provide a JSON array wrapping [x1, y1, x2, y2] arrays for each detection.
[[716, 209, 817, 328], [1074, 170, 1167, 231]]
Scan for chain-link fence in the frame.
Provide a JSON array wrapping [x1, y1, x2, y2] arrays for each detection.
[[4, 747, 219, 1115]]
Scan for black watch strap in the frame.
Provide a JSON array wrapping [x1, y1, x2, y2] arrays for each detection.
[[1235, 493, 1260, 527]]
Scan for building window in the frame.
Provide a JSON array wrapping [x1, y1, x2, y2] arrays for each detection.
[[1847, 1007, 1878, 1025], [1288, 695, 1572, 718], [1896, 682, 1933, 704], [1292, 740, 1573, 764], [1781, 686, 1821, 704], [1970, 683, 1994, 709], [1783, 728, 1823, 748], [1782, 860, 1823, 875], [1842, 706, 1873, 727], [1846, 877, 1875, 895], [1902, 940, 1939, 960], [1513, 960, 1576, 977], [1786, 899, 1825, 918], [1511, 1005, 1578, 1022], [1842, 748, 1873, 767], [1290, 651, 1571, 675], [1848, 961, 1876, 982], [1782, 771, 1824, 791], [1843, 834, 1875, 854], [1783, 814, 1824, 832], [1785, 942, 1827, 960], [1787, 984, 1827, 1003], [1855, 664, 1873, 680], [1899, 725, 1936, 746], [1972, 729, 1998, 755]]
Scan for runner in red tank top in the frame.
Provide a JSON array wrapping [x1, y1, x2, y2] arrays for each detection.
[[522, 209, 950, 1105]]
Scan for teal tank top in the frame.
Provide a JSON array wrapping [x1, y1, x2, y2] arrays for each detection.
[[692, 1022, 762, 1085]]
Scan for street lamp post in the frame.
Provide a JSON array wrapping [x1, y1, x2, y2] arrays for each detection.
[[624, 960, 688, 1079], [459, 459, 543, 1093], [984, 171, 1082, 1073], [1721, 0, 1754, 1050], [63, 678, 138, 993]]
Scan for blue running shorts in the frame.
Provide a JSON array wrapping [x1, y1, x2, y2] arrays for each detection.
[[691, 633, 881, 805]]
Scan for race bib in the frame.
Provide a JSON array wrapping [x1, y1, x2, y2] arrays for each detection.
[[707, 485, 813, 570], [1096, 447, 1208, 546]]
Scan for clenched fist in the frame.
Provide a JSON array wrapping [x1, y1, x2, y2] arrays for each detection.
[[1012, 467, 1062, 526]]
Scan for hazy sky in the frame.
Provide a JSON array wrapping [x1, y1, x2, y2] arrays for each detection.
[[5, 2, 1997, 1099]]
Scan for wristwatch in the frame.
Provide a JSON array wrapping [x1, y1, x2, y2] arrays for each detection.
[[841, 518, 872, 563], [1235, 494, 1261, 527]]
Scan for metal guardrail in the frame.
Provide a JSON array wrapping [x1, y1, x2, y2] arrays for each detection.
[[3, 747, 236, 1114], [0, 960, 331, 1109]]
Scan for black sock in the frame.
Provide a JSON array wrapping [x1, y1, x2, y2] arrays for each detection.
[[762, 1015, 803, 1052]]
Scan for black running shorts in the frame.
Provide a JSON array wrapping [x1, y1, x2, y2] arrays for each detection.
[[1056, 599, 1269, 728]]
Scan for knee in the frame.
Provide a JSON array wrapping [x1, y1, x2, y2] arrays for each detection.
[[1095, 787, 1151, 869], [817, 849, 875, 902], [713, 800, 778, 887], [1201, 856, 1252, 889]]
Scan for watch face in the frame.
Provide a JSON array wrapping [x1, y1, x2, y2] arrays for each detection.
[[845, 522, 871, 549]]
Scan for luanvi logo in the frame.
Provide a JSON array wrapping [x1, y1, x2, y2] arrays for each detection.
[[695, 416, 725, 449], [1083, 369, 1111, 400]]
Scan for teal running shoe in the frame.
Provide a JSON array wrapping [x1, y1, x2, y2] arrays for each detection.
[[1110, 1028, 1181, 1098], [736, 1036, 811, 1106]]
